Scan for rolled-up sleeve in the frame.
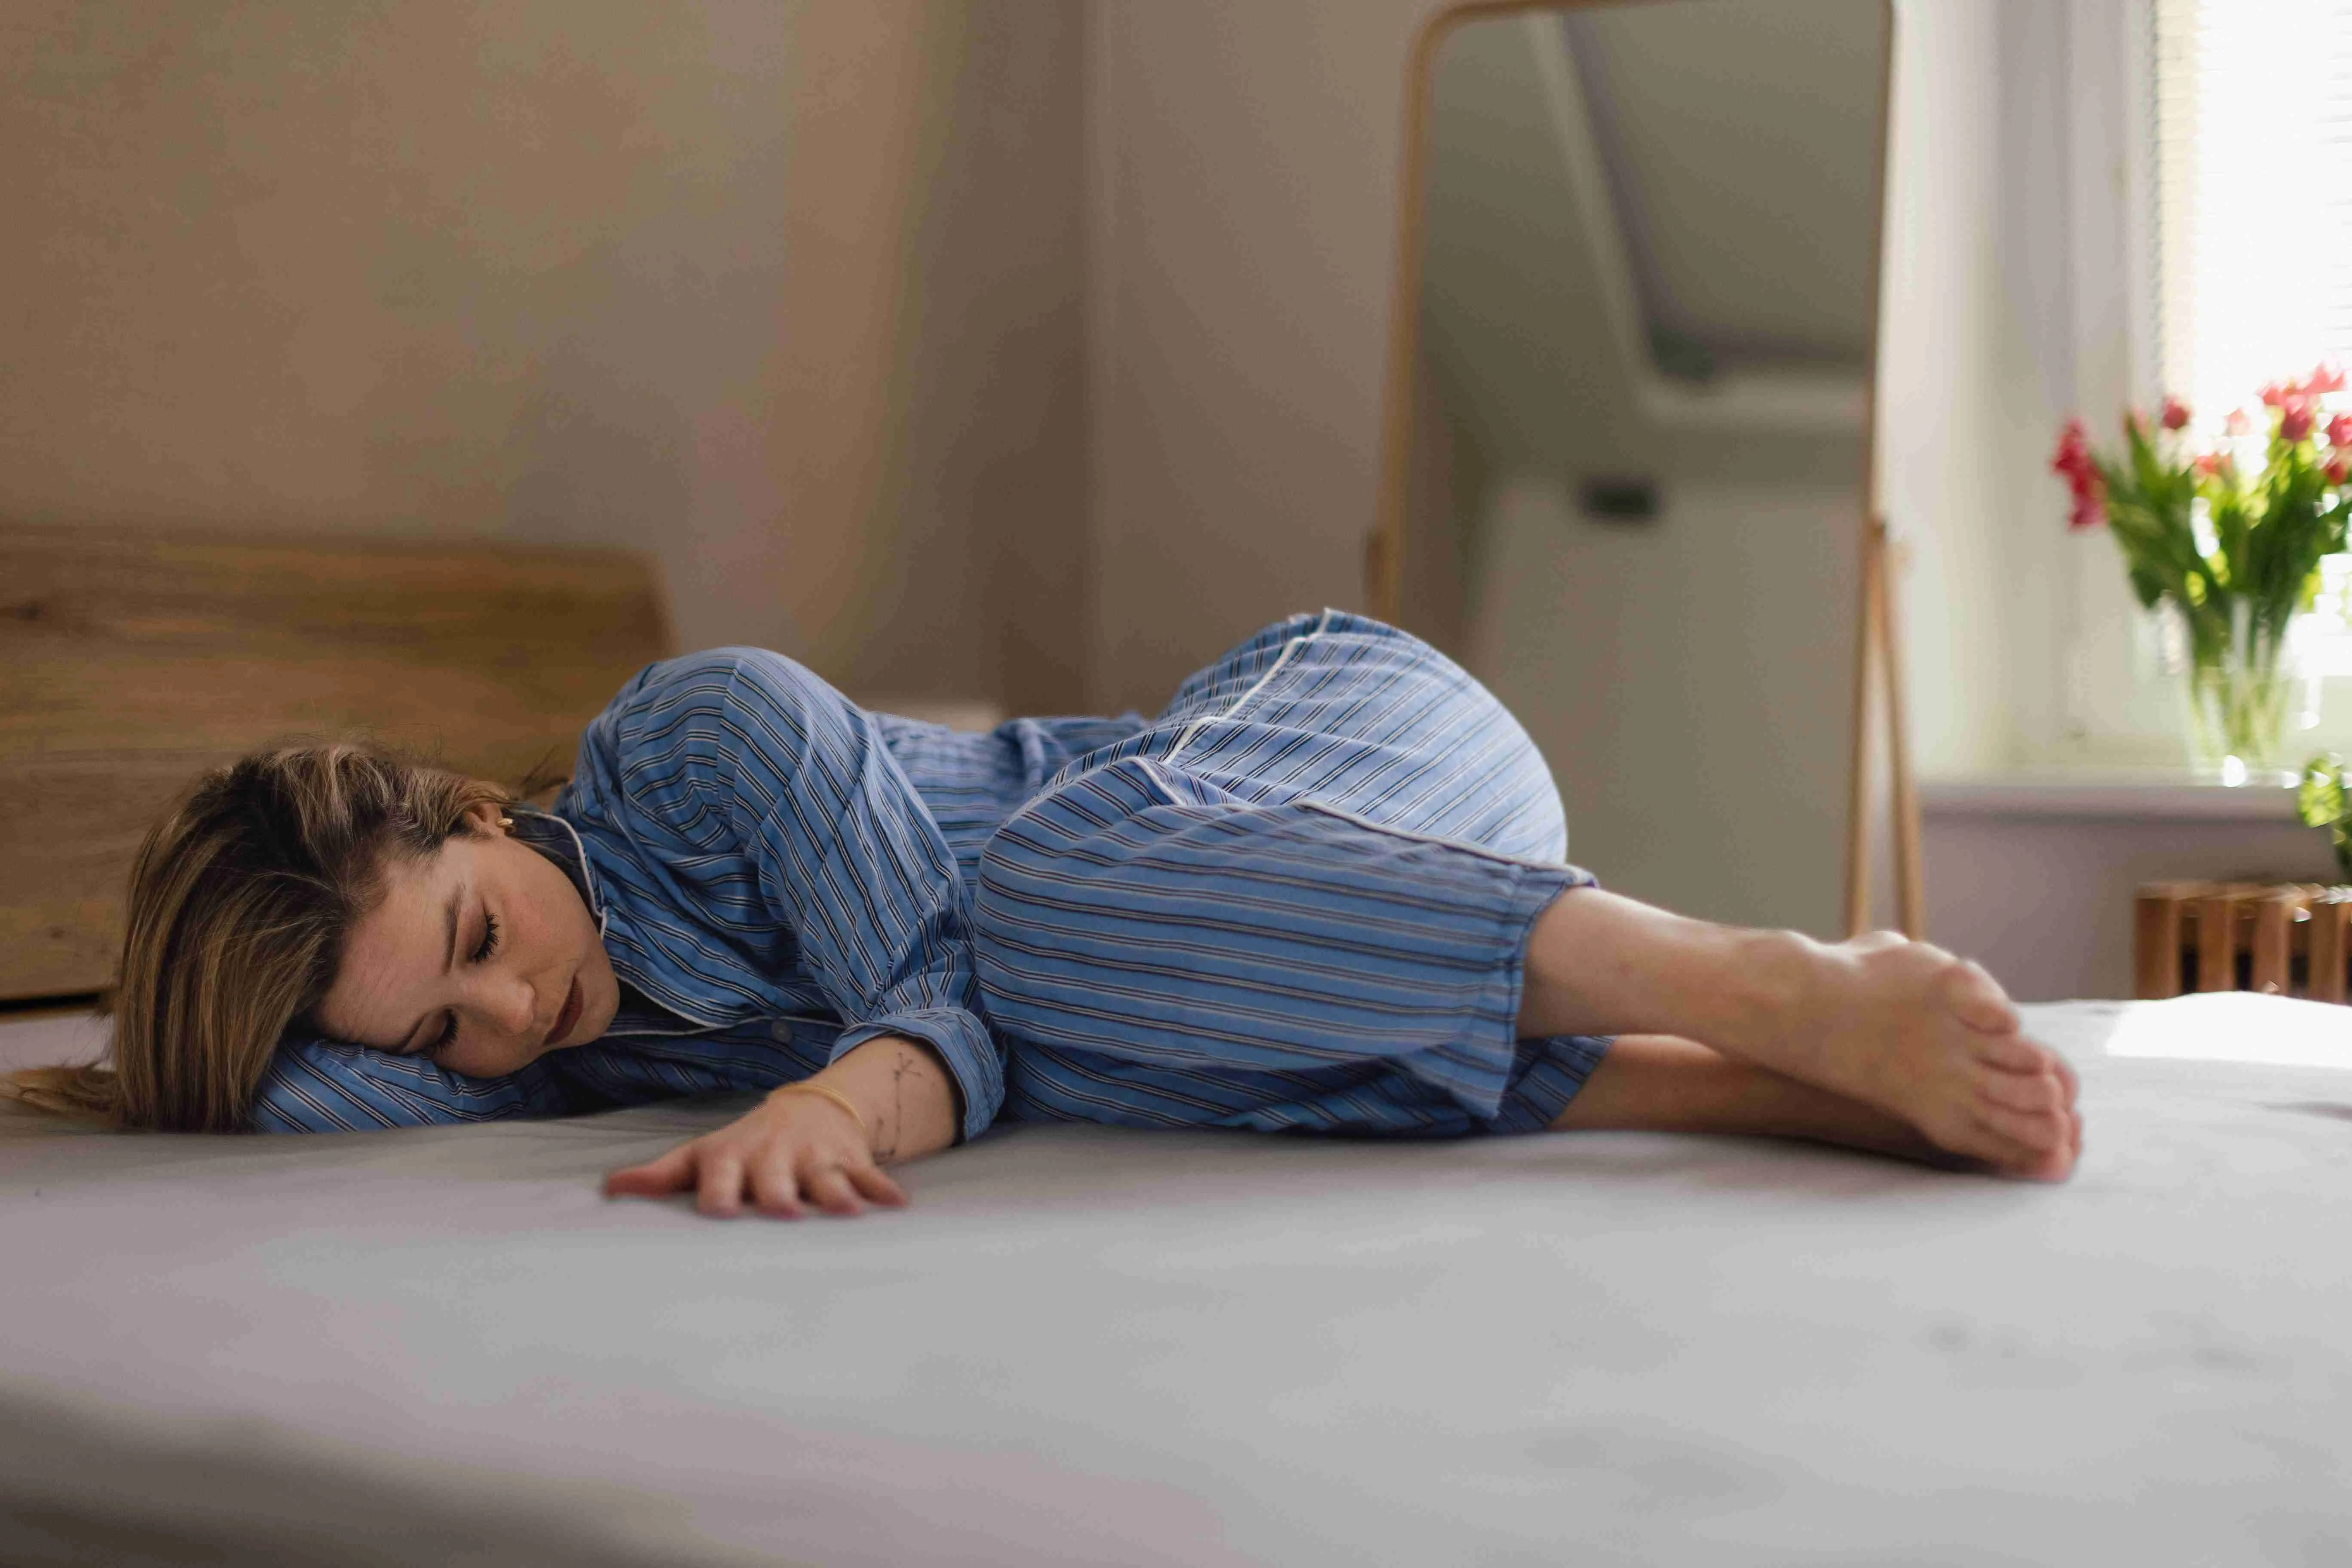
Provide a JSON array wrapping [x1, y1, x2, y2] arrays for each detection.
[[617, 649, 1004, 1140]]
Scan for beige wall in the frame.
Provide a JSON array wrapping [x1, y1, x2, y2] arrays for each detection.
[[1083, 1, 1435, 712], [1, 0, 1091, 711], [8, 0, 1953, 803]]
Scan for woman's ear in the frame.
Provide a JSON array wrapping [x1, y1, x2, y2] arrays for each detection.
[[458, 799, 510, 836]]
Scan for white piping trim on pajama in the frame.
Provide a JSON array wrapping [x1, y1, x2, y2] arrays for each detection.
[[1167, 607, 1337, 766], [1111, 755, 1578, 884], [1292, 796, 1584, 875]]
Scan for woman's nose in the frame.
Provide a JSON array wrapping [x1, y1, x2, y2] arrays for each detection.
[[475, 972, 539, 1040]]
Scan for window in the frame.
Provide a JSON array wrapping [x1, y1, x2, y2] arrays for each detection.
[[2146, 0, 2352, 698], [2153, 0, 2352, 433], [1902, 1, 2352, 774]]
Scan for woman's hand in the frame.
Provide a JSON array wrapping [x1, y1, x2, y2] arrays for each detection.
[[603, 1089, 905, 1218], [602, 1034, 956, 1219]]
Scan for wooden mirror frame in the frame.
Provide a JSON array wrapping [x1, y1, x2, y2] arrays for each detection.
[[1364, 0, 1916, 939]]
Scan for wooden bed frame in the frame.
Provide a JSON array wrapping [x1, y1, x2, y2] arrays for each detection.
[[0, 524, 672, 1002]]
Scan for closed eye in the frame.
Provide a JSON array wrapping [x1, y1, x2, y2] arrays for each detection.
[[420, 913, 501, 1060]]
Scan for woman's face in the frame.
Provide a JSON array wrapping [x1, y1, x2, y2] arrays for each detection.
[[315, 803, 620, 1078]]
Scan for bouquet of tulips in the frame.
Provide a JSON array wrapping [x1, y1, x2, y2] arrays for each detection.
[[2052, 364, 2352, 771]]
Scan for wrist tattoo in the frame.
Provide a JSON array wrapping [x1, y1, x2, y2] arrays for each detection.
[[875, 1044, 924, 1163]]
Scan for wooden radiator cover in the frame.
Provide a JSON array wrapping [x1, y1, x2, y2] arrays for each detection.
[[0, 524, 672, 1001], [2133, 880, 2352, 1003]]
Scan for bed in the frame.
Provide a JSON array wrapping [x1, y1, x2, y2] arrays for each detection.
[[4, 992, 2349, 1565]]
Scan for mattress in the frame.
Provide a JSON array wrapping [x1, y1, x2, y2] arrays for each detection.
[[3, 995, 2349, 1565]]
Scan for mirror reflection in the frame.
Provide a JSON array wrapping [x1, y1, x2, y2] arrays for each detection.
[[1398, 0, 1892, 935]]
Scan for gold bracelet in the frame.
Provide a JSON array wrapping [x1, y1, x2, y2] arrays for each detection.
[[768, 1081, 869, 1142]]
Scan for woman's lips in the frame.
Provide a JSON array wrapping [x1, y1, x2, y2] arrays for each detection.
[[545, 976, 583, 1051]]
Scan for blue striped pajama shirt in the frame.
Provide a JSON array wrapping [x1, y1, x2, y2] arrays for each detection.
[[250, 612, 1610, 1138]]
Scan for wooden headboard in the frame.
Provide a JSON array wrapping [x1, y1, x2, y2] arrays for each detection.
[[0, 524, 674, 1001]]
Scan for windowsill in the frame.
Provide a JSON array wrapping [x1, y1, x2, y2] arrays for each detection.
[[1920, 772, 2306, 822]]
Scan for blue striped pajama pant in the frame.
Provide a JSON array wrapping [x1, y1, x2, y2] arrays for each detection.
[[974, 610, 1610, 1137]]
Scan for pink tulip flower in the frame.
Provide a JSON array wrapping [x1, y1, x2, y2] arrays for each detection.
[[2051, 418, 2092, 479], [2160, 396, 2192, 431], [2052, 419, 2107, 530]]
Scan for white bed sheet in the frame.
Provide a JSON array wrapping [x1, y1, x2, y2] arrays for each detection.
[[3, 997, 2350, 1565]]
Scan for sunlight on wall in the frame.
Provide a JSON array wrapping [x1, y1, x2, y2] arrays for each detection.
[[0, 0, 1092, 709]]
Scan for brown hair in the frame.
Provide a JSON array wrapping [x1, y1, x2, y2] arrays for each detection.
[[2, 742, 510, 1133]]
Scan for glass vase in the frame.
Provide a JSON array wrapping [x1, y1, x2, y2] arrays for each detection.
[[2183, 603, 2310, 785]]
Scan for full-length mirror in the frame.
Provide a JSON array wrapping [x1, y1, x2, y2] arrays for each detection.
[[1375, 0, 1894, 938]]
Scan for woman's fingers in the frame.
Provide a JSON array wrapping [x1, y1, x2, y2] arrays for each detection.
[[604, 1106, 910, 1220], [603, 1142, 697, 1197], [695, 1151, 748, 1218], [750, 1152, 806, 1219], [803, 1164, 866, 1216], [848, 1163, 910, 1207]]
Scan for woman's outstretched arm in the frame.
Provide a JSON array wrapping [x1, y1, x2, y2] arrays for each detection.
[[603, 1034, 958, 1218]]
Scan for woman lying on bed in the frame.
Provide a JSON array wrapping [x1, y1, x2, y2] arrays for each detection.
[[4, 612, 2080, 1212]]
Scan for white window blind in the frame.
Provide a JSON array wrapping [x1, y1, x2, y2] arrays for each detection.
[[2154, 0, 2352, 432]]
